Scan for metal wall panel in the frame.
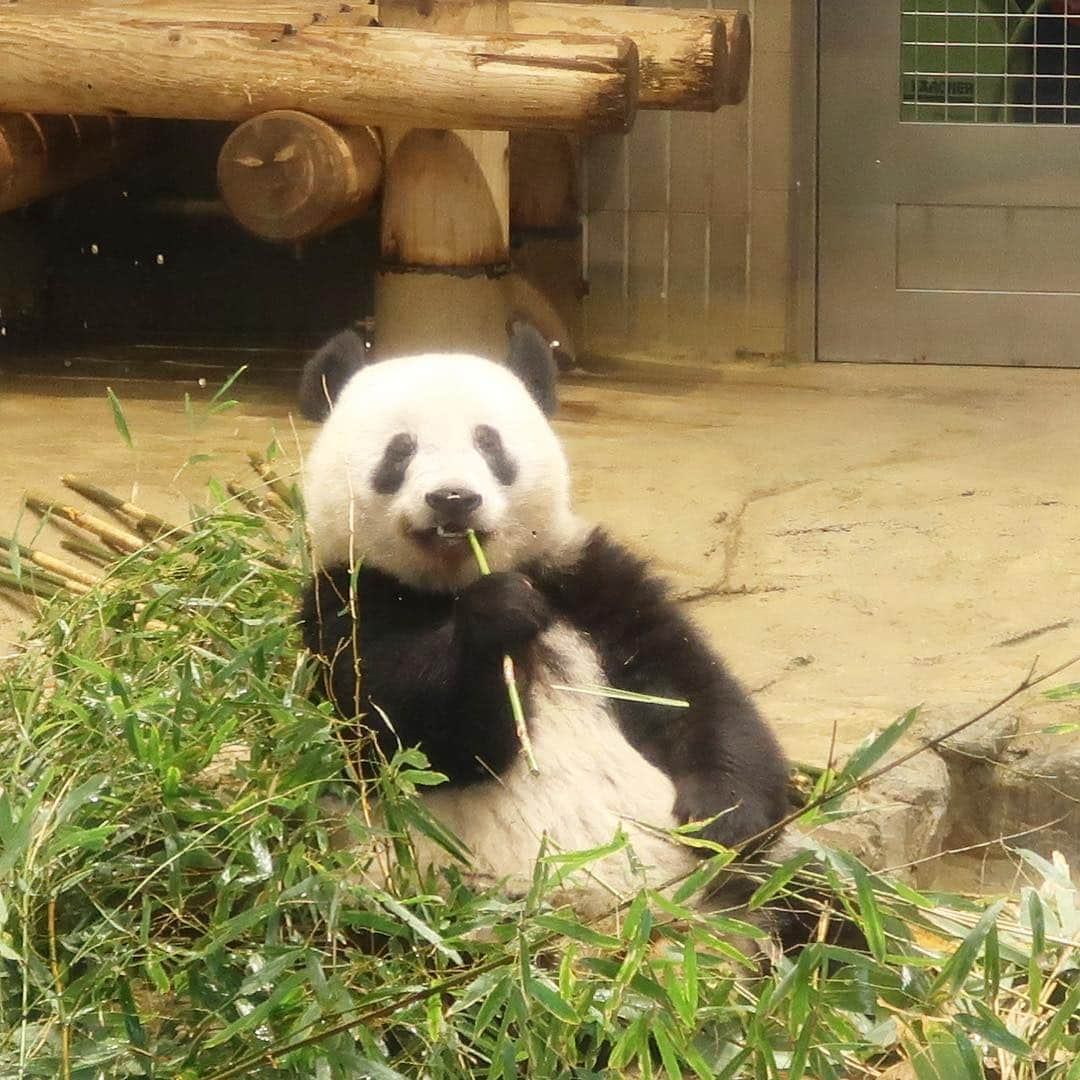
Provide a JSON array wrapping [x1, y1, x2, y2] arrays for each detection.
[[819, 0, 1080, 366], [581, 0, 754, 359]]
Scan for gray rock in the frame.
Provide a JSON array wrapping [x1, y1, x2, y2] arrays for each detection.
[[808, 743, 951, 877]]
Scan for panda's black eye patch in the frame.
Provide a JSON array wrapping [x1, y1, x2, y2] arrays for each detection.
[[371, 432, 417, 494], [474, 424, 517, 485]]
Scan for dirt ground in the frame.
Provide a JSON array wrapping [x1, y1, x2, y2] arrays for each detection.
[[3, 356, 1079, 778]]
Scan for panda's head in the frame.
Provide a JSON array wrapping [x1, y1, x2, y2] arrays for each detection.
[[301, 326, 581, 592]]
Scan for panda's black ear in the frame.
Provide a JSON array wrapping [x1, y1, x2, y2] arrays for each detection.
[[505, 318, 558, 417], [298, 329, 371, 422]]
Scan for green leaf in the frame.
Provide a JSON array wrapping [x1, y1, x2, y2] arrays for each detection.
[[673, 853, 733, 904], [532, 913, 619, 949], [853, 862, 888, 962], [1037, 976, 1080, 1054], [1027, 888, 1046, 955], [1044, 681, 1080, 700], [955, 1011, 1031, 1058], [106, 386, 134, 448], [983, 923, 1000, 1004], [210, 365, 249, 406], [928, 900, 1005, 998], [523, 975, 578, 1023], [354, 1059, 408, 1080], [841, 707, 920, 780], [747, 848, 817, 910], [949, 1029, 985, 1078], [377, 894, 462, 963], [653, 1021, 684, 1080]]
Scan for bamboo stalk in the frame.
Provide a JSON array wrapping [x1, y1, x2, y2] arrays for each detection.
[[226, 481, 270, 517], [466, 529, 539, 776], [246, 452, 298, 511], [0, 566, 65, 600], [0, 560, 74, 594], [59, 537, 117, 567], [61, 474, 194, 540], [0, 534, 101, 590], [24, 493, 147, 555]]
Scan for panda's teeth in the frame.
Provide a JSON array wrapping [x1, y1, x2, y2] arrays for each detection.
[[435, 525, 467, 539]]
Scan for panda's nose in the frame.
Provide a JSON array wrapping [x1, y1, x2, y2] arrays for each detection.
[[425, 487, 482, 518]]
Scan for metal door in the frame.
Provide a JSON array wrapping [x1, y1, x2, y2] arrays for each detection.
[[818, 1, 1080, 365]]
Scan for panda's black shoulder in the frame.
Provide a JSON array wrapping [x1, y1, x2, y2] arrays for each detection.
[[530, 527, 702, 677]]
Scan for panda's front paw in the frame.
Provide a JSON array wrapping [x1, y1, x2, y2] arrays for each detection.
[[456, 572, 553, 652]]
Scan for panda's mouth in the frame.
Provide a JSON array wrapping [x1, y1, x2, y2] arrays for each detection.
[[408, 525, 491, 550]]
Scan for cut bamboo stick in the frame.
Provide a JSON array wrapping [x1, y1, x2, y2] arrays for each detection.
[[245, 452, 298, 511], [24, 494, 147, 555], [61, 475, 194, 540], [60, 537, 118, 567], [0, 567, 68, 601], [0, 534, 103, 589], [226, 481, 270, 516]]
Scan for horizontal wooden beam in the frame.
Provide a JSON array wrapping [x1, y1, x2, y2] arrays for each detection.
[[0, 14, 638, 134], [510, 3, 741, 110], [0, 113, 151, 213], [11, 1, 749, 111]]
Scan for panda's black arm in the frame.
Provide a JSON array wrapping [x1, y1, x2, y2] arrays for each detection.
[[533, 529, 791, 851], [300, 567, 548, 785]]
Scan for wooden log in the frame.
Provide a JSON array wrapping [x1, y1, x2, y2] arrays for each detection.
[[14, 0, 377, 27], [509, 130, 578, 232], [0, 13, 639, 135], [375, 0, 512, 361], [14, 1, 747, 110], [217, 111, 382, 241], [0, 112, 150, 213], [509, 3, 736, 111], [509, 131, 581, 368], [719, 11, 751, 107]]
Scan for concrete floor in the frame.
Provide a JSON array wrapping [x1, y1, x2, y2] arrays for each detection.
[[3, 357, 1079, 778]]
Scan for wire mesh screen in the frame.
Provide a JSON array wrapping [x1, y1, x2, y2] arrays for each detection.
[[902, 1, 1080, 123]]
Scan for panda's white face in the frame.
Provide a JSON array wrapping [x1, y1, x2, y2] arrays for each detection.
[[303, 353, 582, 592]]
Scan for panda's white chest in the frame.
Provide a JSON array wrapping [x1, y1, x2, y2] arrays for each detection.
[[410, 623, 699, 913]]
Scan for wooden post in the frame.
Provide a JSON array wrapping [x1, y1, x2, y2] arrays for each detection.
[[376, 0, 513, 361], [0, 13, 638, 134], [509, 131, 581, 367], [217, 111, 382, 241], [0, 113, 151, 213]]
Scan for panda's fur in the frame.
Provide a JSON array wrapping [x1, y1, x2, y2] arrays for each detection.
[[299, 328, 824, 944]]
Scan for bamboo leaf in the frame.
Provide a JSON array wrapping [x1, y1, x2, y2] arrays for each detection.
[[106, 386, 134, 448]]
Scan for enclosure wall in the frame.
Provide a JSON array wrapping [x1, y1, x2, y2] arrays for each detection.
[[582, 0, 800, 362]]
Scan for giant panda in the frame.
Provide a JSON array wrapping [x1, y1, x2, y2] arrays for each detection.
[[298, 327, 823, 947]]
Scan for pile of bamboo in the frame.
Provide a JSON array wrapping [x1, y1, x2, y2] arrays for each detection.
[[0, 455, 294, 607]]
